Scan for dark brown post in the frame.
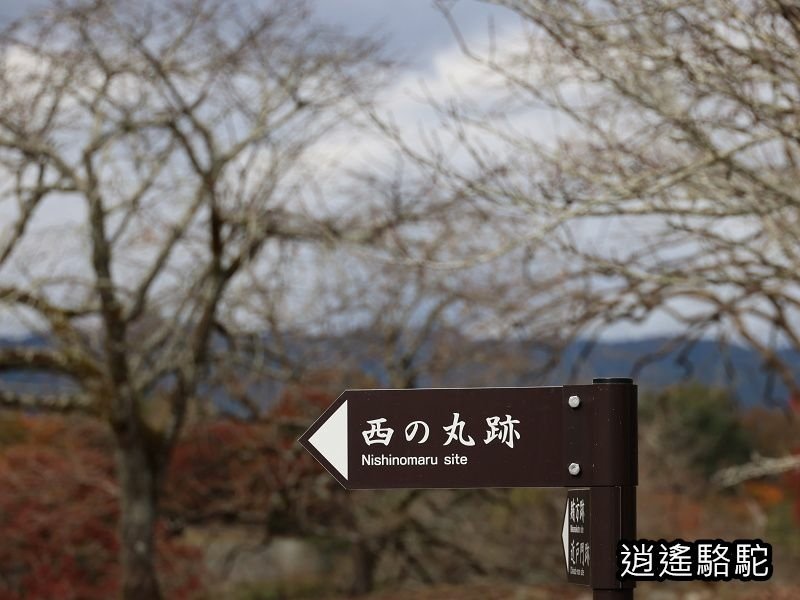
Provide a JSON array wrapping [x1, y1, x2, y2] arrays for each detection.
[[591, 378, 637, 599]]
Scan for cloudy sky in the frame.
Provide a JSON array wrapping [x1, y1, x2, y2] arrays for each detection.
[[0, 0, 46, 24], [313, 1, 512, 67], [0, 0, 512, 61], [0, 0, 691, 340]]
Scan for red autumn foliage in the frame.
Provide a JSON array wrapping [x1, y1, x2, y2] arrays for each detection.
[[271, 384, 334, 419], [163, 386, 334, 524], [164, 419, 273, 520], [0, 385, 351, 599], [0, 414, 204, 600], [789, 393, 800, 416], [784, 447, 800, 526]]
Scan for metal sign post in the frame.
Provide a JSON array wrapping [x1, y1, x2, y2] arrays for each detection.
[[299, 377, 638, 597]]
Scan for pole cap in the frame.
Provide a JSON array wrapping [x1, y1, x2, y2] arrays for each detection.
[[593, 377, 634, 384]]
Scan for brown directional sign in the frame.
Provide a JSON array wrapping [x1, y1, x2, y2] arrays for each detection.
[[298, 384, 637, 490]]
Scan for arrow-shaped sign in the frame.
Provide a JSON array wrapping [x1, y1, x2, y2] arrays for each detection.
[[563, 495, 570, 572], [299, 385, 636, 490]]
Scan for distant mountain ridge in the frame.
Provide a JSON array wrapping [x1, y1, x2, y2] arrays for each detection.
[[327, 334, 797, 409], [553, 337, 796, 408], [1, 334, 795, 410]]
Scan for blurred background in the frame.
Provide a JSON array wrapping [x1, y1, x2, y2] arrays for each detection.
[[0, 1, 798, 598]]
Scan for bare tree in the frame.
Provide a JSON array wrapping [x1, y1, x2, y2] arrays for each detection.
[[381, 0, 800, 479], [0, 1, 403, 597], [400, 0, 800, 391]]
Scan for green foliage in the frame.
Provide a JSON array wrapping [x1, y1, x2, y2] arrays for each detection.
[[643, 384, 753, 477], [228, 581, 328, 600], [765, 501, 800, 556]]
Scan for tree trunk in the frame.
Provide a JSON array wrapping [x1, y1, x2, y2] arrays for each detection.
[[117, 433, 163, 600], [350, 539, 377, 596]]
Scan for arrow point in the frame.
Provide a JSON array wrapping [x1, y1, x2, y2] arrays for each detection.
[[307, 399, 348, 480], [562, 497, 569, 574]]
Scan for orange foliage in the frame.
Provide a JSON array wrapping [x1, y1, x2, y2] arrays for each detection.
[[743, 480, 786, 508]]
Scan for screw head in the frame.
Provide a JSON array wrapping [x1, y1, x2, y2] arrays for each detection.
[[568, 395, 581, 408], [568, 462, 581, 476]]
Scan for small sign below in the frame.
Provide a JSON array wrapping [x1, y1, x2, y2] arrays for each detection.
[[564, 488, 591, 585]]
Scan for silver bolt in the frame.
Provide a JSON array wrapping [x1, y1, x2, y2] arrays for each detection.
[[568, 462, 581, 476], [568, 395, 581, 408]]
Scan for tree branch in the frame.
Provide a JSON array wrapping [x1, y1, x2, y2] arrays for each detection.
[[0, 388, 96, 414], [713, 454, 800, 488]]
